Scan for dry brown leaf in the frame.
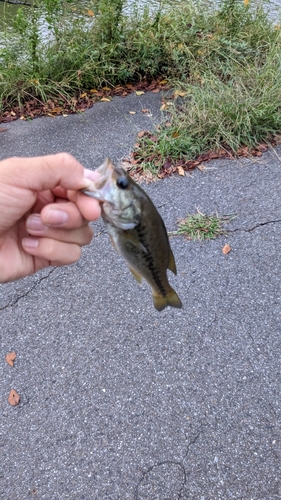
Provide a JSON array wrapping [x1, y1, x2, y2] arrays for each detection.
[[129, 111, 136, 114], [87, 9, 94, 16], [79, 93, 87, 98], [10, 111, 16, 116], [141, 108, 150, 113], [222, 244, 231, 255], [102, 86, 111, 91], [8, 389, 20, 406], [174, 90, 187, 97], [197, 164, 206, 171], [135, 91, 144, 96], [90, 89, 98, 93], [6, 352, 16, 367], [100, 97, 111, 102], [47, 113, 56, 118], [177, 166, 185, 176], [159, 79, 168, 85], [0, 127, 8, 132], [160, 104, 167, 111], [172, 131, 180, 138], [137, 131, 145, 138]]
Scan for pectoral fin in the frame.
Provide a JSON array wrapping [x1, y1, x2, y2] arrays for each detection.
[[123, 230, 148, 253], [168, 248, 177, 275]]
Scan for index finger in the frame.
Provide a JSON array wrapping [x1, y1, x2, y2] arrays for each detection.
[[1, 153, 100, 192]]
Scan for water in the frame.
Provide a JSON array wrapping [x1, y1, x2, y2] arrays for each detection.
[[0, 0, 280, 37]]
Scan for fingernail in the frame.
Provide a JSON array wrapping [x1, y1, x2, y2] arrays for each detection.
[[45, 209, 68, 226], [26, 214, 47, 233], [22, 238, 39, 249]]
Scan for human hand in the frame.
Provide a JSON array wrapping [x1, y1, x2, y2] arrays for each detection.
[[0, 153, 101, 283]]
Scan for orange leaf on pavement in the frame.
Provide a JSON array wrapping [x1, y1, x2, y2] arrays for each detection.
[[177, 166, 185, 176], [8, 389, 20, 406], [6, 352, 16, 367], [222, 244, 231, 255]]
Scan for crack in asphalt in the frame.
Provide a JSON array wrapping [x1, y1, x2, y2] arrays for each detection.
[[228, 219, 281, 234], [135, 460, 186, 500], [135, 430, 202, 500], [0, 267, 57, 311]]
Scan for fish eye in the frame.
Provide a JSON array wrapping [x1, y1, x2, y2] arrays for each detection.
[[117, 176, 129, 189]]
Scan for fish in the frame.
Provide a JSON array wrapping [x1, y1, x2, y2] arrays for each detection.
[[83, 158, 182, 311]]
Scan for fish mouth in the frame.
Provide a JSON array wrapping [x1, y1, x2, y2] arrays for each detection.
[[82, 158, 114, 202]]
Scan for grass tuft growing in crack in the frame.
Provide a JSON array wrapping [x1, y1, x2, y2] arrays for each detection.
[[169, 211, 235, 241]]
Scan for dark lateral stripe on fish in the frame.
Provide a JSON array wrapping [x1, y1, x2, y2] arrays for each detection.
[[136, 224, 168, 297]]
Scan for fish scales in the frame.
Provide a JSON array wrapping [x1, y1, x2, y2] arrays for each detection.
[[83, 158, 182, 311]]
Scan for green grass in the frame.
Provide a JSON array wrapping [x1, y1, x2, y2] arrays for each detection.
[[1, 0, 281, 170], [169, 211, 235, 241]]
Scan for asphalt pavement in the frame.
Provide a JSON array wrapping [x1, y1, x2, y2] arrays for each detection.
[[0, 92, 281, 500]]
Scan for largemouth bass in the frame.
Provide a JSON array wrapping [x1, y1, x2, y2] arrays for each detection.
[[83, 158, 182, 311]]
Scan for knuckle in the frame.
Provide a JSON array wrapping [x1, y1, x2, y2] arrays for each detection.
[[55, 152, 75, 167]]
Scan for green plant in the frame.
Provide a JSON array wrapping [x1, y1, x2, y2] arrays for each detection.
[[169, 211, 235, 241]]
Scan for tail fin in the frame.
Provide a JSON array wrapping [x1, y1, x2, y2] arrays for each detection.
[[153, 288, 182, 312]]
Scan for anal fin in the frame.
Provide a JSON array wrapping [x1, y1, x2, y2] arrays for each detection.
[[167, 248, 177, 275]]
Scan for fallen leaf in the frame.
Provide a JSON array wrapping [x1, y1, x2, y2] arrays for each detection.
[[62, 114, 68, 117], [79, 93, 87, 98], [100, 97, 111, 102], [172, 131, 180, 138], [165, 122, 172, 127], [0, 127, 8, 132], [141, 108, 150, 113], [10, 111, 16, 116], [8, 389, 20, 406], [151, 88, 160, 93], [160, 104, 168, 111], [19, 116, 26, 120], [102, 86, 111, 91], [47, 113, 56, 118], [87, 9, 94, 16], [244, 0, 249, 4], [197, 164, 206, 171], [177, 166, 185, 176], [174, 90, 187, 97], [159, 79, 168, 84], [135, 91, 144, 96], [90, 89, 98, 93], [6, 352, 16, 367], [129, 111, 136, 114], [51, 107, 62, 113], [222, 244, 231, 255], [138, 131, 145, 138]]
